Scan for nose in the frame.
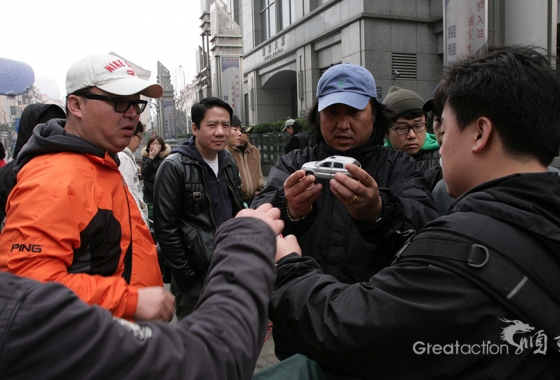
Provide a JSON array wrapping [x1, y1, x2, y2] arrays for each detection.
[[215, 125, 226, 136], [406, 127, 417, 138], [123, 104, 138, 119], [336, 114, 351, 130]]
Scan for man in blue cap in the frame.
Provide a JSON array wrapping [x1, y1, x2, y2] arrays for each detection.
[[253, 63, 439, 284]]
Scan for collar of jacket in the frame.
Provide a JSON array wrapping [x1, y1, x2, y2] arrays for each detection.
[[14, 119, 112, 174], [452, 172, 560, 243], [141, 144, 171, 159]]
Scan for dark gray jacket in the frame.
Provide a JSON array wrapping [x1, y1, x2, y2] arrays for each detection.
[[0, 217, 276, 380], [269, 173, 560, 379], [154, 137, 245, 293]]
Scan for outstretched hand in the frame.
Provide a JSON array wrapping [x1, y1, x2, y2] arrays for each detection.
[[236, 203, 284, 236], [329, 163, 383, 223], [275, 234, 301, 263]]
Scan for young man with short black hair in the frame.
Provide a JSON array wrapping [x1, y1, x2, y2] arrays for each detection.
[[266, 46, 560, 379], [154, 97, 245, 319]]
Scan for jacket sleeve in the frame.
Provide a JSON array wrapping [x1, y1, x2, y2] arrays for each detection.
[[153, 157, 199, 291], [2, 217, 276, 380], [353, 152, 440, 245], [0, 161, 138, 319], [269, 253, 509, 379], [256, 150, 265, 192]]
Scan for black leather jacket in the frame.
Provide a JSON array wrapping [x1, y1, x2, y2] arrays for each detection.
[[153, 140, 245, 292]]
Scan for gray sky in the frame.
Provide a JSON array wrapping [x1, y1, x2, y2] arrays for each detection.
[[3, 0, 201, 101]]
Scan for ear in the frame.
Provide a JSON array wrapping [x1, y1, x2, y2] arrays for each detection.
[[192, 123, 198, 136], [66, 95, 84, 120], [471, 116, 493, 153]]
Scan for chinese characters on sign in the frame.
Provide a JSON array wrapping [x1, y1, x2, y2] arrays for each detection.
[[444, 0, 487, 66], [261, 35, 287, 61]]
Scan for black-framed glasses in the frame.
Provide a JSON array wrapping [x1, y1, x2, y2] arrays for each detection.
[[391, 122, 427, 135], [78, 93, 148, 114]]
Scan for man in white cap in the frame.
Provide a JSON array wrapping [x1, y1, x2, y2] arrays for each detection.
[[0, 54, 175, 322], [283, 119, 308, 153]]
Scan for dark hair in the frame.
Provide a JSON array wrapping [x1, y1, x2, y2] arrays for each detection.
[[0, 142, 5, 160], [191, 97, 233, 129], [390, 109, 425, 123], [146, 134, 165, 151], [307, 97, 393, 146], [291, 121, 302, 133], [434, 45, 560, 166], [134, 121, 144, 136], [231, 114, 242, 127]]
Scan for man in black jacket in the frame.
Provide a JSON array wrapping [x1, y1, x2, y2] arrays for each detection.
[[267, 46, 560, 378], [0, 204, 287, 380], [154, 97, 245, 319], [253, 63, 439, 285], [283, 119, 308, 153]]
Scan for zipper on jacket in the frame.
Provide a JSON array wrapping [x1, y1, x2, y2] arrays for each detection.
[[121, 176, 133, 284], [196, 162, 218, 229]]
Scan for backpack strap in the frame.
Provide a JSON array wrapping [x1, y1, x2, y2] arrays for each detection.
[[394, 228, 560, 353]]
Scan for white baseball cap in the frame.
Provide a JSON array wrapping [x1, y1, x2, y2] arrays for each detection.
[[66, 54, 163, 98]]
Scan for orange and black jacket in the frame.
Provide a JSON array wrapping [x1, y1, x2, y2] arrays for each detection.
[[0, 120, 162, 320]]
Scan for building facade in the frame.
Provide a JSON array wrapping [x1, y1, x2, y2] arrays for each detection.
[[237, 0, 558, 126], [241, 0, 445, 125]]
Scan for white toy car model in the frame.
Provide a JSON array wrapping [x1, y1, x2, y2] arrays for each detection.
[[301, 156, 361, 179]]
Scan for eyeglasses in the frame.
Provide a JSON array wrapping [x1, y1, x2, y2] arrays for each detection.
[[391, 122, 427, 135], [78, 93, 148, 114], [134, 134, 144, 140]]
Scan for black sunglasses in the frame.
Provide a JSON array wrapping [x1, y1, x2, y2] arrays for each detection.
[[78, 93, 148, 114]]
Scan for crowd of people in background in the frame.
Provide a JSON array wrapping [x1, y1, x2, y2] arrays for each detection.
[[0, 45, 560, 380]]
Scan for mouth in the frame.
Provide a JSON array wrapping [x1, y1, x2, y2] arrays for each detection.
[[335, 135, 352, 144], [122, 125, 134, 137]]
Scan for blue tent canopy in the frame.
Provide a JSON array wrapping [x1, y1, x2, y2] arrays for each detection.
[[0, 57, 35, 96]]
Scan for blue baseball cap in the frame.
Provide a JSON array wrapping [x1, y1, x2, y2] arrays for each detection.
[[316, 63, 377, 112]]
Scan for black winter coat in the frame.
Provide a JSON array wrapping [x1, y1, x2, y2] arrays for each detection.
[[0, 217, 276, 380], [140, 145, 171, 203], [284, 132, 309, 154], [269, 173, 560, 379], [253, 137, 440, 284]]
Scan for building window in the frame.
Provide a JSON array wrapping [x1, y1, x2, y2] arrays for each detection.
[[261, 0, 276, 41], [280, 0, 295, 30]]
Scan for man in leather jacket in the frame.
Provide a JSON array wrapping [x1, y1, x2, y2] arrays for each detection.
[[154, 97, 245, 319]]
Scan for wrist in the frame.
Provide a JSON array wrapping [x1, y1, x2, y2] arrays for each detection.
[[285, 202, 308, 222]]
